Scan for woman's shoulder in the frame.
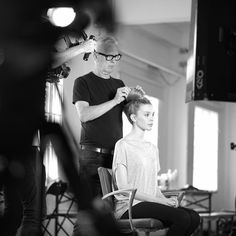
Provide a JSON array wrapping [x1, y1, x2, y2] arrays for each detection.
[[149, 141, 158, 149], [149, 142, 159, 153], [114, 138, 134, 151], [115, 138, 127, 147], [116, 137, 158, 150]]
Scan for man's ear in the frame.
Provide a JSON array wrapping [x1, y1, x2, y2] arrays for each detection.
[[130, 114, 136, 123]]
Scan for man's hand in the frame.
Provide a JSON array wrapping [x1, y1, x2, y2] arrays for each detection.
[[114, 87, 131, 104]]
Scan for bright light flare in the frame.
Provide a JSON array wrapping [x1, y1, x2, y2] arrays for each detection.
[[47, 7, 76, 27]]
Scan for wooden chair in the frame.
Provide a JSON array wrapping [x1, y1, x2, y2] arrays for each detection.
[[97, 167, 169, 236]]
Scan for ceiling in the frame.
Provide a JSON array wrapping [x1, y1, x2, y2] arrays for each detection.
[[113, 0, 191, 25], [112, 0, 192, 84], [113, 0, 192, 49]]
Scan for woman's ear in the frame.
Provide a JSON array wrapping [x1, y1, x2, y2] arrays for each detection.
[[130, 114, 136, 123]]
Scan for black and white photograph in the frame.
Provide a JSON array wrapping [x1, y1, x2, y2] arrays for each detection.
[[0, 0, 236, 235]]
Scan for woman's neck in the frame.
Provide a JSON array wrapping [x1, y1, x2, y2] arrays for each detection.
[[126, 126, 145, 141]]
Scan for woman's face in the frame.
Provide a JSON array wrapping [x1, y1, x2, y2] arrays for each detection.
[[133, 104, 155, 131]]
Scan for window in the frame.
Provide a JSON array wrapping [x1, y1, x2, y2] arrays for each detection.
[[192, 106, 219, 191], [123, 95, 159, 145], [44, 80, 63, 185]]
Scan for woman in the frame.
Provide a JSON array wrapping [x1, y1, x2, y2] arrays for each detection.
[[112, 88, 200, 236]]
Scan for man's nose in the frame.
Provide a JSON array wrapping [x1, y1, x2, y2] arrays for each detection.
[[109, 59, 116, 64]]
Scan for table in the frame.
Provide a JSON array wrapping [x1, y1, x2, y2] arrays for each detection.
[[182, 190, 214, 213], [199, 211, 236, 236], [166, 188, 216, 234]]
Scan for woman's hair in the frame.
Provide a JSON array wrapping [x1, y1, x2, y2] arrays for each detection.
[[124, 87, 151, 124]]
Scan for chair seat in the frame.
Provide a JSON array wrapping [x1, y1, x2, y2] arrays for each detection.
[[118, 218, 165, 230], [98, 167, 169, 235]]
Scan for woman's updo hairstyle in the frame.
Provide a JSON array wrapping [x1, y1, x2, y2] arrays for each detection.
[[124, 87, 151, 124]]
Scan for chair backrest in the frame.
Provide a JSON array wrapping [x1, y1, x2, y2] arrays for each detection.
[[97, 167, 114, 209]]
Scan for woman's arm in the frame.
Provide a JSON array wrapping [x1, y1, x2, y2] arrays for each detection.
[[115, 164, 177, 207], [51, 39, 96, 68]]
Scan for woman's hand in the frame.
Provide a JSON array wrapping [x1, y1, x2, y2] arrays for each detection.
[[164, 197, 179, 208]]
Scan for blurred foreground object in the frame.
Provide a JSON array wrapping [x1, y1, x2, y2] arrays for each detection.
[[0, 0, 116, 164], [0, 0, 119, 235]]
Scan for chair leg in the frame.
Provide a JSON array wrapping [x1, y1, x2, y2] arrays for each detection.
[[145, 232, 150, 236]]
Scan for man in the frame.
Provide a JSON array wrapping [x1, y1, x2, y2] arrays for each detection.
[[73, 35, 130, 197]]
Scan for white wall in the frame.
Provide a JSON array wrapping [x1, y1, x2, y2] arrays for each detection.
[[219, 103, 236, 210], [163, 79, 188, 188], [160, 80, 236, 211]]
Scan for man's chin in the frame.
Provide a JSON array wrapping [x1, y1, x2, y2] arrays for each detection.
[[104, 69, 113, 75]]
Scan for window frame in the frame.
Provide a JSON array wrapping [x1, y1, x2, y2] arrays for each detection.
[[187, 101, 221, 191], [44, 81, 63, 185]]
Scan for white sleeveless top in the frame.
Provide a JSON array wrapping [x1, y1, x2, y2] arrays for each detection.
[[112, 138, 161, 219]]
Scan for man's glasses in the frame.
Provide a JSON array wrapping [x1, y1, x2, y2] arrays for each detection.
[[95, 50, 122, 61]]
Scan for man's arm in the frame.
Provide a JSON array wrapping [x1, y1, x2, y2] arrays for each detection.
[[52, 39, 96, 68], [75, 86, 130, 122]]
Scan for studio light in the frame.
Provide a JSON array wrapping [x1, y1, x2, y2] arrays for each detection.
[[47, 7, 76, 27]]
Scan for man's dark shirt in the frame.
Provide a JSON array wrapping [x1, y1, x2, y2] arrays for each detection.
[[73, 72, 125, 149]]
